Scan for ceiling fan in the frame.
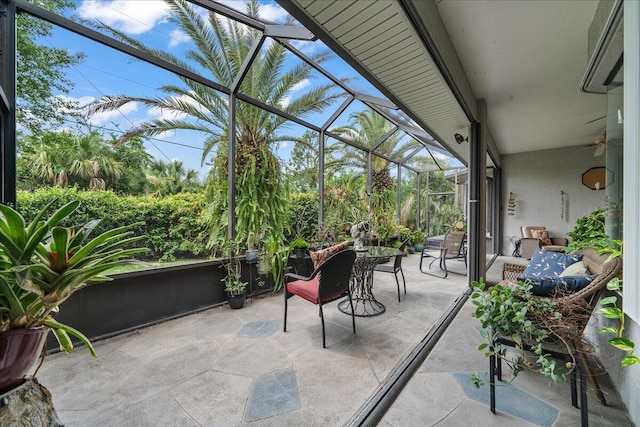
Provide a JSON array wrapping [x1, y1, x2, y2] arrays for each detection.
[[583, 130, 606, 157]]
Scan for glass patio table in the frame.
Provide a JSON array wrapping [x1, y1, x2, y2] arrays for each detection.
[[338, 246, 402, 317]]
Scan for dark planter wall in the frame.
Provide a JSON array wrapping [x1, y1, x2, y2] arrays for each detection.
[[47, 258, 273, 351]]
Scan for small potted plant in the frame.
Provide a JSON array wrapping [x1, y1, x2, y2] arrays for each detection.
[[290, 237, 310, 259], [220, 241, 248, 309], [0, 200, 146, 394], [224, 276, 248, 309], [412, 230, 426, 252]]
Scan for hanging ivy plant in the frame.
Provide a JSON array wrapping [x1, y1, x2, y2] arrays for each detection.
[[470, 279, 571, 386]]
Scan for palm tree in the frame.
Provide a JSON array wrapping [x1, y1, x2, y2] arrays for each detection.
[[330, 109, 420, 231], [145, 159, 201, 196], [19, 130, 121, 190], [86, 0, 342, 246]]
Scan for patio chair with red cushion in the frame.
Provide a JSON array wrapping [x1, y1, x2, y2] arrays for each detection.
[[283, 249, 356, 348]]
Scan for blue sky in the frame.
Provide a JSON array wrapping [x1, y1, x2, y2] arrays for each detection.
[[40, 0, 391, 179]]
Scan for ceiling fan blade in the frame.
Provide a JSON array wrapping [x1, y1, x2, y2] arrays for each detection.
[[585, 115, 606, 124], [594, 145, 605, 157]]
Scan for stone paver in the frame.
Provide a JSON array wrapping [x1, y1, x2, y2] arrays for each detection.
[[35, 254, 632, 426]]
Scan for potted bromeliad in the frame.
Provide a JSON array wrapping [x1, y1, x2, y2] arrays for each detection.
[[0, 200, 146, 394]]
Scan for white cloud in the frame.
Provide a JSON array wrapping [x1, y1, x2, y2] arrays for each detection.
[[289, 79, 310, 93], [147, 92, 204, 122], [278, 79, 309, 108], [58, 95, 95, 108], [260, 4, 289, 23], [291, 40, 321, 56], [77, 1, 170, 35], [279, 95, 291, 109], [148, 105, 188, 122], [168, 29, 191, 48], [217, 0, 288, 23], [85, 100, 139, 126]]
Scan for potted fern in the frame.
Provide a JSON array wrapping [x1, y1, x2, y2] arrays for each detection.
[[0, 200, 146, 393], [290, 237, 310, 259]]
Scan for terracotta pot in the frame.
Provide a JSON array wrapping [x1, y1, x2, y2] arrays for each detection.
[[0, 327, 49, 394]]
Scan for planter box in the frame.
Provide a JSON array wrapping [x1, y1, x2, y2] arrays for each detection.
[[47, 258, 274, 351]]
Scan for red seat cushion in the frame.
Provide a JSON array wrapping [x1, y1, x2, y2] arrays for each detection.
[[286, 276, 346, 304]]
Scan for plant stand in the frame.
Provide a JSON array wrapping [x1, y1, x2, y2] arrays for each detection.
[[0, 378, 62, 426]]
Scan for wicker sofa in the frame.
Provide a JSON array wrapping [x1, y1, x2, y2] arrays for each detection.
[[494, 247, 622, 422]]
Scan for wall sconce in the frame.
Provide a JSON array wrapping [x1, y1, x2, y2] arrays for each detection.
[[454, 133, 468, 144]]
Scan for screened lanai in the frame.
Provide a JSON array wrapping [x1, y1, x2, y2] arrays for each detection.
[[5, 1, 640, 426], [1, 0, 479, 248]]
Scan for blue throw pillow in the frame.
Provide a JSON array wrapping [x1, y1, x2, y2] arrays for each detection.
[[528, 275, 598, 297], [519, 249, 583, 281]]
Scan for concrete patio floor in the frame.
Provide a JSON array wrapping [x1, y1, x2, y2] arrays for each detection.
[[35, 253, 633, 426]]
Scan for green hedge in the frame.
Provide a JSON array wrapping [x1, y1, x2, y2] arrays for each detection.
[[17, 188, 211, 261]]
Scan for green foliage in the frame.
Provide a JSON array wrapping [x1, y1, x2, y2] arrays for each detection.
[[566, 207, 607, 252], [397, 225, 413, 243], [263, 231, 290, 293], [596, 275, 639, 367], [85, 0, 340, 250], [0, 199, 147, 355], [219, 240, 247, 296], [290, 238, 310, 250], [109, 136, 152, 195], [427, 194, 465, 237], [17, 188, 210, 261], [144, 159, 202, 196], [285, 192, 319, 242], [410, 229, 426, 246], [18, 130, 124, 191], [17, 0, 84, 135], [470, 280, 567, 385], [286, 130, 320, 192]]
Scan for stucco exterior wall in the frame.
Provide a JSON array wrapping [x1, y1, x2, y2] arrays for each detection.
[[500, 145, 607, 255]]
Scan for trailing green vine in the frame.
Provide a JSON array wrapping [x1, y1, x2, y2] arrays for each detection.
[[592, 239, 639, 367], [470, 279, 571, 386]]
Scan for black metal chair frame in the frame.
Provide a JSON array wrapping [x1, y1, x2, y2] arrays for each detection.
[[419, 231, 467, 278], [490, 336, 590, 426], [374, 238, 409, 302], [283, 249, 357, 348]]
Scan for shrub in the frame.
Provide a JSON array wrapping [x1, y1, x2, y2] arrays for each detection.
[[17, 188, 211, 261]]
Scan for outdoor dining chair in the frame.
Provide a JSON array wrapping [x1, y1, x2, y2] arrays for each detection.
[[283, 249, 357, 348], [419, 231, 467, 278], [374, 238, 409, 302]]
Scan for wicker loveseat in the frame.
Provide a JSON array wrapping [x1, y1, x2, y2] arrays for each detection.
[[493, 247, 623, 425]]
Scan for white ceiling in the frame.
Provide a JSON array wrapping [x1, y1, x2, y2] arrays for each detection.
[[436, 0, 607, 156], [281, 0, 611, 163]]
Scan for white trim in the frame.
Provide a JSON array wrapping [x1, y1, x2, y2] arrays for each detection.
[[624, 0, 640, 321]]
